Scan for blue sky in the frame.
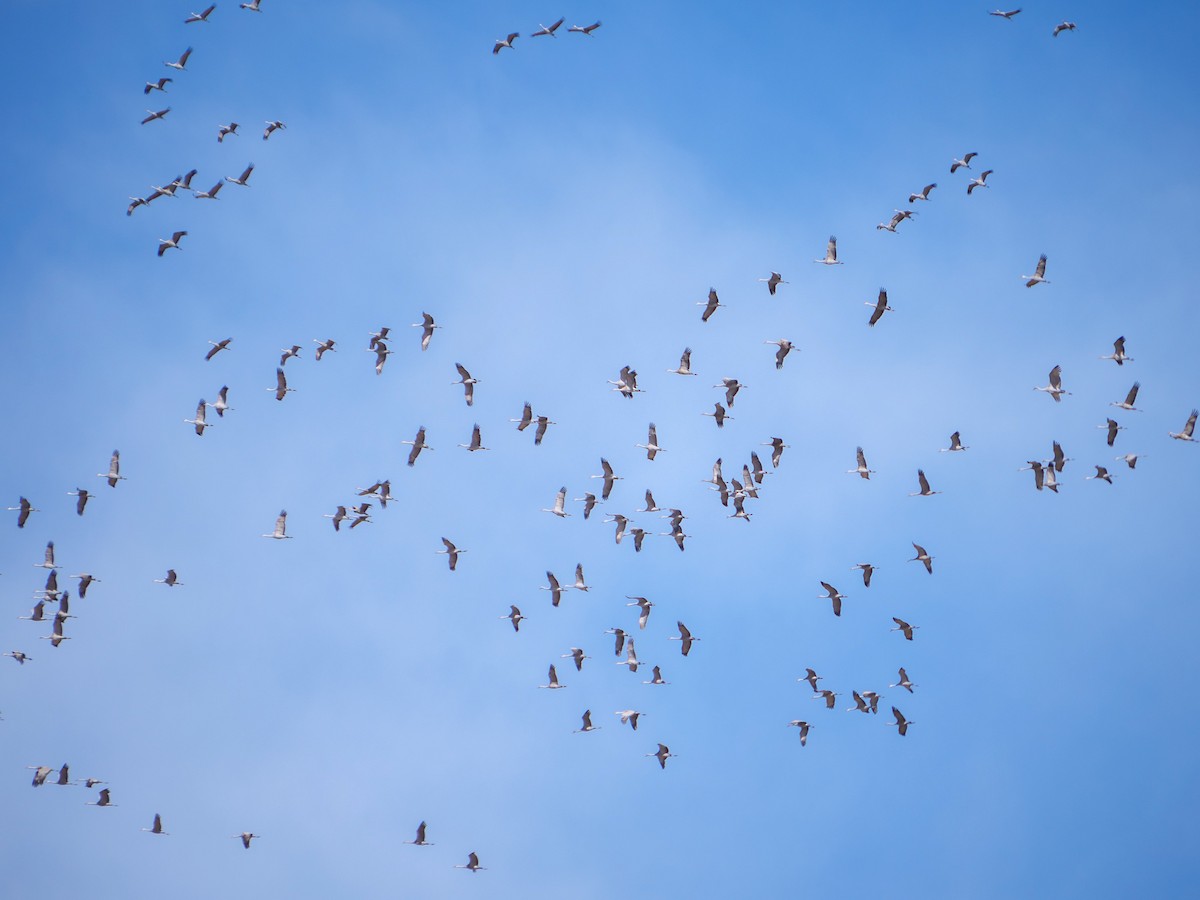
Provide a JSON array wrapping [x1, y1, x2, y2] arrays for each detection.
[[2, 2, 1199, 897]]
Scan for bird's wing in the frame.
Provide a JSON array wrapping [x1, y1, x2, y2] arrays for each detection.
[[1035, 254, 1047, 278], [918, 470, 931, 493]]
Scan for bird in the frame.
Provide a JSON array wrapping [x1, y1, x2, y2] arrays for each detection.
[[30, 766, 54, 786], [891, 617, 918, 640], [67, 488, 91, 516], [403, 427, 432, 466], [909, 543, 934, 574], [670, 620, 698, 656], [155, 569, 182, 587], [643, 665, 668, 685], [867, 288, 893, 326], [271, 368, 294, 401], [193, 180, 224, 200], [788, 721, 812, 746], [569, 21, 602, 34], [262, 120, 286, 140], [814, 235, 843, 265], [532, 18, 564, 37], [609, 365, 642, 398], [280, 345, 301, 366], [562, 648, 590, 672], [87, 788, 115, 806], [908, 183, 937, 203], [591, 459, 622, 500], [225, 163, 255, 186], [185, 5, 217, 23], [142, 814, 169, 835], [74, 573, 101, 598], [240, 0, 263, 9], [1169, 410, 1198, 442], [542, 572, 565, 607], [412, 312, 440, 351], [941, 431, 968, 452], [910, 469, 940, 497], [715, 377, 744, 407], [144, 77, 173, 94], [1034, 365, 1069, 402], [510, 402, 534, 431], [889, 707, 913, 736], [668, 347, 698, 376], [534, 416, 555, 446], [6, 651, 32, 665], [217, 122, 239, 142], [1101, 337, 1132, 366], [539, 664, 565, 689], [51, 764, 73, 786], [801, 668, 823, 693], [950, 152, 977, 173], [638, 490, 662, 514], [647, 743, 676, 769], [849, 447, 874, 479], [262, 510, 291, 540], [459, 424, 488, 452], [1087, 466, 1114, 484], [9, 496, 38, 528], [1051, 441, 1072, 473], [438, 538, 464, 571], [890, 668, 917, 692], [630, 527, 648, 552], [208, 386, 233, 418], [165, 47, 193, 70], [126, 196, 148, 216], [758, 272, 787, 295], [42, 616, 70, 648], [702, 403, 731, 428], [571, 709, 601, 735], [575, 492, 598, 520], [19, 600, 47, 622], [184, 399, 211, 435], [1023, 254, 1050, 287], [455, 852, 486, 872], [35, 541, 58, 570], [236, 832, 260, 849], [453, 363, 478, 406], [848, 691, 871, 714], [764, 339, 794, 369], [990, 9, 1022, 19], [967, 170, 994, 194], [568, 564, 589, 593], [400, 821, 433, 847], [699, 288, 724, 322], [764, 438, 788, 468], [819, 582, 845, 617], [605, 627, 627, 657], [205, 338, 233, 361], [1101, 418, 1125, 447], [876, 210, 911, 233], [540, 487, 571, 519], [636, 423, 664, 460], [1053, 21, 1077, 37], [813, 689, 838, 710], [500, 605, 525, 633], [626, 596, 654, 630], [493, 32, 519, 53], [157, 230, 187, 255], [613, 710, 645, 731], [1115, 453, 1143, 469]]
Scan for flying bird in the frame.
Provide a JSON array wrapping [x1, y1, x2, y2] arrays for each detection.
[[240, 0, 263, 9], [591, 458, 622, 500], [758, 272, 787, 295], [165, 48, 193, 70], [950, 152, 977, 173], [539, 664, 565, 689], [910, 543, 933, 574], [941, 431, 968, 452], [453, 363, 478, 406], [217, 122, 239, 142], [764, 339, 795, 369], [67, 488, 91, 516], [636, 423, 664, 460], [853, 563, 876, 587], [225, 163, 255, 186], [314, 338, 336, 360], [867, 288, 893, 326], [185, 5, 217, 23], [184, 399, 211, 435], [532, 18, 564, 37], [699, 288, 724, 322], [788, 720, 812, 746], [271, 367, 294, 401], [459, 424, 488, 452], [562, 648, 589, 672], [615, 710, 644, 730], [157, 230, 187, 255], [891, 617, 918, 640], [205, 338, 232, 361], [35, 541, 57, 569], [262, 510, 291, 540], [542, 572, 565, 607], [702, 403, 731, 428], [534, 416, 555, 445], [144, 77, 173, 94], [142, 814, 169, 835], [575, 492, 598, 520], [571, 564, 589, 592], [1034, 365, 1069, 402], [493, 32, 519, 54], [1023, 254, 1050, 287], [236, 833, 260, 849], [626, 596, 653, 630], [1101, 418, 1125, 447], [154, 569, 182, 587], [876, 210, 911, 233], [9, 496, 37, 528], [501, 605, 525, 632], [647, 743, 676, 769], [889, 706, 913, 736], [412, 312, 440, 351], [1115, 453, 1143, 469], [990, 9, 1021, 19], [568, 21, 602, 34], [541, 487, 570, 518], [814, 235, 843, 265], [910, 469, 940, 497], [890, 668, 916, 692], [87, 788, 115, 806], [1101, 337, 1132, 366], [193, 180, 224, 200], [1052, 21, 1076, 37], [455, 852, 486, 872], [818, 582, 845, 617], [848, 447, 874, 479], [438, 538, 464, 571], [262, 120, 286, 140], [403, 427, 432, 466], [967, 170, 994, 194], [1087, 466, 1114, 484], [670, 620, 698, 656], [908, 183, 937, 203], [1169, 410, 1198, 442], [668, 347, 697, 376]]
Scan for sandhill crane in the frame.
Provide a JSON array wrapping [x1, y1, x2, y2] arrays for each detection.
[[889, 706, 913, 736], [261, 510, 291, 540], [643, 664, 668, 685], [569, 564, 589, 593], [412, 312, 440, 351], [877, 210, 910, 233], [1111, 382, 1141, 412], [648, 743, 676, 769], [510, 403, 534, 433], [185, 4, 216, 23], [801, 668, 823, 693], [74, 573, 100, 598], [749, 452, 768, 484], [324, 505, 349, 531], [542, 571, 565, 607], [225, 163, 254, 186], [87, 788, 115, 806], [910, 469, 940, 497], [126, 196, 148, 215], [853, 563, 876, 587], [144, 77, 173, 95], [575, 492, 598, 519], [493, 32, 519, 53], [639, 490, 661, 514], [848, 691, 871, 714], [941, 431, 968, 452], [615, 709, 644, 730], [1053, 21, 1076, 37], [262, 120, 286, 140], [459, 424, 488, 453], [453, 363, 478, 406], [217, 122, 239, 142], [668, 347, 698, 376], [532, 17, 564, 37], [67, 488, 91, 516], [438, 538, 464, 571], [241, 0, 263, 9], [280, 345, 301, 366], [990, 8, 1021, 18], [193, 180, 224, 200], [534, 416, 555, 445], [269, 367, 293, 401], [788, 720, 812, 746], [1050, 441, 1071, 473], [142, 813, 169, 835], [157, 230, 187, 255], [236, 832, 260, 849], [9, 496, 37, 528], [671, 620, 698, 656], [702, 403, 732, 428], [5, 651, 32, 664], [714, 377, 744, 407], [1034, 365, 1069, 402], [891, 617, 918, 640], [699, 288, 724, 322], [813, 690, 838, 710], [403, 427, 431, 466], [950, 152, 977, 173], [764, 339, 794, 369], [910, 543, 933, 574], [369, 327, 391, 350], [19, 600, 47, 622], [53, 763, 75, 786], [626, 596, 653, 630], [815, 236, 843, 265], [758, 438, 786, 469], [728, 493, 751, 522], [569, 20, 602, 33], [1169, 410, 1198, 442], [184, 399, 211, 435], [665, 527, 688, 551], [605, 627, 627, 657], [758, 272, 787, 295], [155, 569, 182, 587], [42, 616, 70, 647], [35, 541, 57, 570], [1087, 466, 1114, 484], [142, 107, 172, 125], [573, 710, 600, 733], [313, 338, 336, 360], [849, 447, 874, 479], [205, 338, 232, 361], [1100, 336, 1132, 366], [1115, 453, 1143, 469], [35, 570, 59, 596], [629, 527, 647, 551], [455, 852, 486, 872], [867, 288, 893, 326], [967, 170, 994, 194], [562, 647, 589, 672], [498, 604, 526, 632], [165, 47, 193, 70], [609, 365, 642, 398], [1100, 418, 1125, 447], [539, 664, 565, 689], [1022, 254, 1049, 287], [177, 170, 199, 192], [591, 459, 621, 500], [30, 766, 53, 786], [909, 183, 937, 203], [636, 423, 664, 460], [819, 582, 845, 617], [890, 668, 916, 692]]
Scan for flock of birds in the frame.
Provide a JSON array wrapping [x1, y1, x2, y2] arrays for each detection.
[[7, 6, 1194, 884]]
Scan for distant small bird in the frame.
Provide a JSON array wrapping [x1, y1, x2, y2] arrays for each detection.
[[75, 573, 101, 598], [184, 399, 211, 435], [193, 180, 224, 200], [5, 651, 32, 665], [511, 402, 533, 431], [941, 431, 968, 452], [87, 788, 115, 806], [1115, 453, 1143, 469], [154, 569, 182, 587], [788, 720, 812, 746], [801, 668, 823, 693], [910, 469, 940, 497], [453, 363, 478, 406], [814, 235, 843, 265], [573, 709, 599, 734], [876, 210, 911, 233], [990, 9, 1021, 19], [532, 18, 564, 37], [144, 77, 173, 94], [438, 538, 464, 571], [262, 120, 286, 140], [1087, 465, 1114, 484], [225, 163, 255, 186], [1169, 410, 1198, 442], [591, 458, 622, 500], [764, 339, 795, 369], [8, 496, 37, 528], [271, 367, 294, 401], [68, 488, 91, 516], [455, 852, 486, 872], [867, 288, 893, 326], [1034, 365, 1069, 402], [541, 487, 570, 518], [967, 170, 994, 194], [280, 345, 301, 366], [35, 541, 57, 569], [1101, 337, 1132, 366], [542, 572, 565, 607], [262, 510, 291, 540], [818, 582, 845, 617], [142, 105, 172, 124], [950, 152, 977, 173], [848, 447, 874, 480], [538, 664, 565, 689], [889, 706, 913, 736], [493, 32, 519, 54], [647, 743, 676, 769], [668, 347, 697, 376], [853, 563, 876, 587], [636, 423, 664, 460], [403, 427, 432, 466], [575, 492, 598, 520], [1023, 254, 1050, 287], [909, 542, 934, 574], [205, 338, 232, 361], [412, 312, 440, 351], [459, 424, 489, 452], [404, 822, 431, 846], [30, 766, 54, 786], [314, 338, 336, 360], [890, 668, 916, 693], [758, 272, 787, 295], [908, 183, 937, 203], [210, 386, 232, 418], [670, 620, 699, 656], [715, 377, 745, 407], [562, 647, 589, 672], [891, 617, 918, 640], [534, 416, 555, 446], [185, 5, 217, 23], [157, 230, 187, 256], [813, 689, 838, 710], [702, 402, 732, 428], [643, 664, 668, 685], [1101, 418, 1125, 447], [699, 288, 723, 322], [626, 595, 654, 630], [142, 813, 169, 835], [1052, 21, 1076, 37], [568, 21, 601, 34], [236, 832, 260, 849], [765, 437, 788, 468], [501, 605, 525, 632], [165, 48, 193, 70]]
